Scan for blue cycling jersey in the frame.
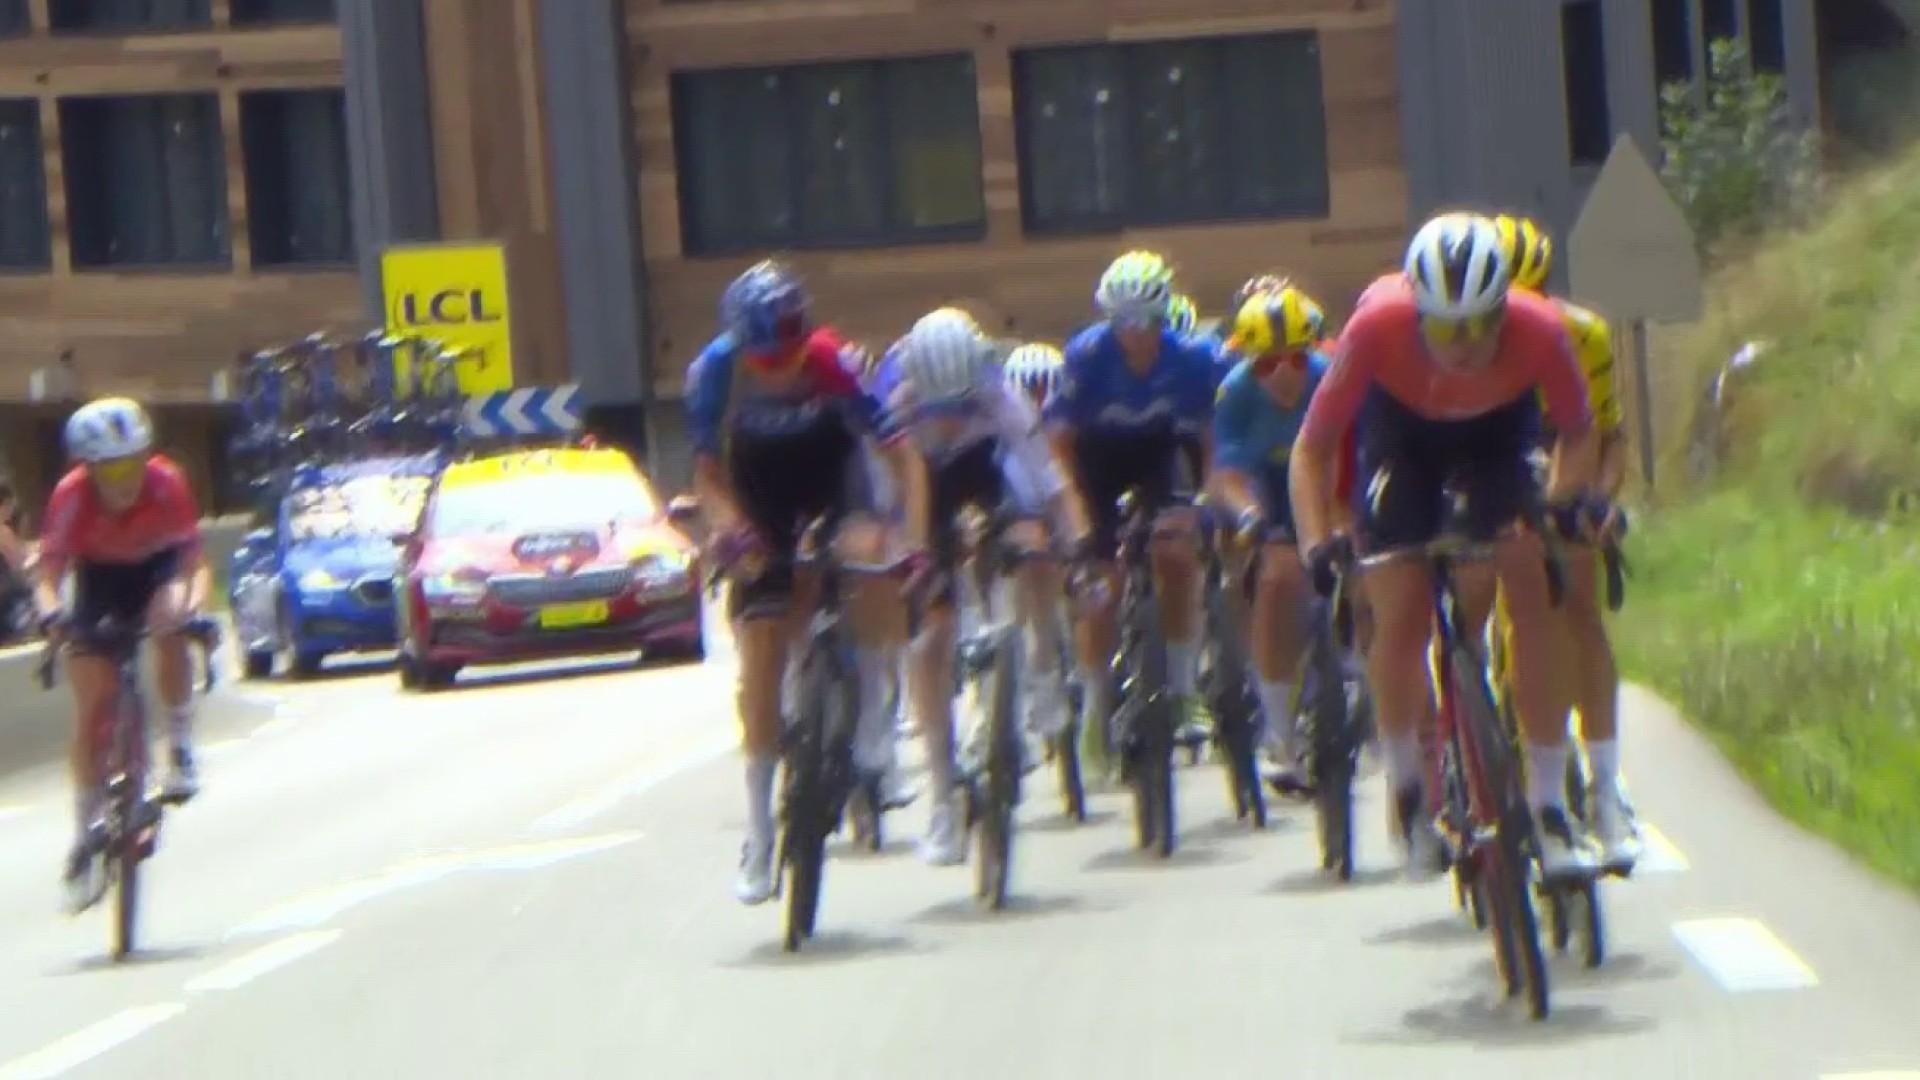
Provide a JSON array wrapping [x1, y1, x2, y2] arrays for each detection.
[[682, 329, 882, 457], [1045, 322, 1219, 437], [1211, 352, 1330, 476]]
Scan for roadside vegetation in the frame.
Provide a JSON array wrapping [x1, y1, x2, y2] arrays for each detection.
[[1619, 43, 1920, 889]]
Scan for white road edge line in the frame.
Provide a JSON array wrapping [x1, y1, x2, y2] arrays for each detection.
[[0, 1003, 186, 1080], [0, 806, 29, 825], [1637, 822, 1690, 874], [185, 929, 343, 994], [1671, 917, 1819, 992], [533, 734, 735, 831]]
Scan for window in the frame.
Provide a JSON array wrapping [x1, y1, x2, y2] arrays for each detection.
[[1748, 0, 1785, 73], [1561, 0, 1613, 166], [49, 0, 211, 32], [1704, 0, 1740, 43], [1651, 0, 1694, 88], [230, 0, 335, 24], [61, 94, 229, 268], [241, 89, 353, 265], [672, 54, 983, 253], [0, 0, 28, 36], [0, 100, 49, 269], [1014, 32, 1329, 234]]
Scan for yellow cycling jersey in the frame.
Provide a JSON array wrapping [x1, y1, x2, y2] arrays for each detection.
[[1541, 296, 1623, 437]]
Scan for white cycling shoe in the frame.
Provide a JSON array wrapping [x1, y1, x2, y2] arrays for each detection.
[[919, 791, 966, 867], [1588, 783, 1644, 872], [734, 832, 775, 906], [1534, 805, 1599, 882]]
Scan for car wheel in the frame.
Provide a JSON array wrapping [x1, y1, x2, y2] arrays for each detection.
[[293, 650, 326, 678], [419, 660, 459, 690], [398, 650, 421, 690], [647, 636, 706, 665], [243, 650, 274, 679]]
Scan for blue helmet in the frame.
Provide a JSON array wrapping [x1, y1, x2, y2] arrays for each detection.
[[721, 259, 811, 353]]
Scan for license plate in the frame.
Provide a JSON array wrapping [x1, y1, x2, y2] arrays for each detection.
[[538, 600, 609, 629]]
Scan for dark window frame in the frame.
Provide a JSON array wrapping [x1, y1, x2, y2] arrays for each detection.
[[48, 0, 212, 34], [0, 98, 51, 271], [59, 92, 231, 271], [1012, 31, 1331, 236], [229, 0, 336, 27], [671, 52, 986, 256], [1561, 0, 1613, 167], [239, 87, 354, 267]]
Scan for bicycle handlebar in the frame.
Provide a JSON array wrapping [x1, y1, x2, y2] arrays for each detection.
[[37, 614, 223, 694]]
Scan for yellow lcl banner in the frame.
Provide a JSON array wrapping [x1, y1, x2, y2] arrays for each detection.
[[381, 241, 515, 395]]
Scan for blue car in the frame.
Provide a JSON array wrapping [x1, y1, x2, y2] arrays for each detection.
[[229, 454, 440, 678]]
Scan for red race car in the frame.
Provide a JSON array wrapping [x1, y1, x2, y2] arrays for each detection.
[[396, 445, 703, 690]]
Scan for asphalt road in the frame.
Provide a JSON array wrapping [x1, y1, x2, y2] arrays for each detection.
[[0, 631, 1917, 1080]]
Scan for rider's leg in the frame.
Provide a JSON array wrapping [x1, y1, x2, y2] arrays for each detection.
[[836, 515, 915, 807], [731, 564, 798, 905], [1251, 541, 1310, 755], [1008, 519, 1070, 739], [1563, 544, 1638, 862], [1148, 508, 1202, 696], [1072, 562, 1120, 773], [147, 578, 200, 798], [906, 601, 963, 864]]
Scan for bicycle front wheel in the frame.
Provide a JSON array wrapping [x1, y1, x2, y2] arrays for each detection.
[[782, 641, 848, 951], [976, 636, 1021, 909]]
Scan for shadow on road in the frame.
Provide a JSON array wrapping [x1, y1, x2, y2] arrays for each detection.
[[909, 892, 1097, 926], [1181, 813, 1292, 843], [1265, 865, 1400, 894], [728, 930, 925, 968], [1081, 842, 1246, 872], [1022, 808, 1118, 833], [1366, 912, 1484, 947], [1350, 994, 1657, 1048], [55, 942, 213, 975]]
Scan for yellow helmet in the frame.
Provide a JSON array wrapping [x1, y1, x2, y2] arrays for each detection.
[[1493, 214, 1553, 292], [1225, 285, 1325, 357]]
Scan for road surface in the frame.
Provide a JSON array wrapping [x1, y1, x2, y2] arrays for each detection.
[[0, 639, 1917, 1080]]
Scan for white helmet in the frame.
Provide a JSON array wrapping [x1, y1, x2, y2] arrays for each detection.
[[1095, 250, 1175, 321], [1003, 342, 1064, 410], [65, 397, 154, 463], [899, 307, 992, 407], [1403, 213, 1511, 320]]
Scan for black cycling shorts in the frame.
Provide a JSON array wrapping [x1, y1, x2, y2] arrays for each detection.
[[73, 547, 182, 634], [1072, 425, 1195, 559], [724, 410, 864, 620], [1349, 389, 1540, 555]]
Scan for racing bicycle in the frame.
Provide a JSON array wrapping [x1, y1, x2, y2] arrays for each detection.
[[1196, 507, 1268, 831], [1103, 489, 1192, 858], [1293, 566, 1373, 881], [40, 614, 221, 961], [1364, 495, 1575, 1020]]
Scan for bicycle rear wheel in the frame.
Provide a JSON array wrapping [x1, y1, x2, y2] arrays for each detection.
[[782, 642, 847, 951], [1054, 717, 1086, 823]]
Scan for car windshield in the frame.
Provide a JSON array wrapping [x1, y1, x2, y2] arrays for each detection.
[[287, 476, 431, 542], [429, 469, 660, 536]]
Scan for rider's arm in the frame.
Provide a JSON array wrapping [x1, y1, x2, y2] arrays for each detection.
[[1535, 322, 1598, 503], [32, 476, 81, 618], [1596, 430, 1628, 499], [1207, 368, 1261, 521], [1042, 344, 1097, 545], [1290, 328, 1374, 553], [682, 348, 749, 534]]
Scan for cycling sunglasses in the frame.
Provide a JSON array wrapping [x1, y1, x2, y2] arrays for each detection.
[[89, 456, 146, 486], [1251, 349, 1309, 377], [1420, 307, 1504, 348]]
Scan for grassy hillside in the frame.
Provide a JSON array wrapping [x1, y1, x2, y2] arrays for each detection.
[[1617, 143, 1920, 889]]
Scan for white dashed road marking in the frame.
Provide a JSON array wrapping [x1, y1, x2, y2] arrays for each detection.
[[0, 1003, 186, 1080], [185, 930, 343, 994], [1672, 917, 1819, 992], [1637, 822, 1690, 874], [532, 734, 734, 831]]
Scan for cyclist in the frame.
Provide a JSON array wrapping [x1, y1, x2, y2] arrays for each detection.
[[1494, 213, 1641, 870], [1003, 342, 1064, 415], [1047, 250, 1220, 777], [1289, 213, 1600, 881], [34, 398, 209, 912], [870, 309, 1072, 864], [685, 259, 930, 905], [1209, 284, 1329, 788]]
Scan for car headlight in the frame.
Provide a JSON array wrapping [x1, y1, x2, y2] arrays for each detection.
[[421, 571, 488, 604], [631, 551, 692, 595], [298, 568, 342, 592]]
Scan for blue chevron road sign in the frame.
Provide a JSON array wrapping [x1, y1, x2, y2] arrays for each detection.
[[461, 384, 583, 438]]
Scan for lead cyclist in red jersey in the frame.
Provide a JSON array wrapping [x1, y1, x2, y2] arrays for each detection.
[[1290, 213, 1599, 881], [35, 398, 210, 913]]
